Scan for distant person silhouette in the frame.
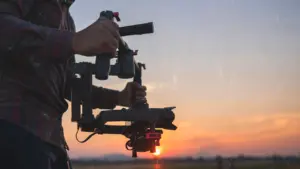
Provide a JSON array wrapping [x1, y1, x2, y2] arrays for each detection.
[[0, 0, 146, 168]]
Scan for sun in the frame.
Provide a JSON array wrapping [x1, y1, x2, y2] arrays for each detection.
[[153, 147, 161, 156]]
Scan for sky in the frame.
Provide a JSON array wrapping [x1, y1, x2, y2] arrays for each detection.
[[61, 0, 300, 159]]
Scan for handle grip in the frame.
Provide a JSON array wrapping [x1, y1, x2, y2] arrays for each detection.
[[119, 22, 154, 36], [95, 54, 111, 80], [95, 11, 120, 80], [118, 51, 135, 79]]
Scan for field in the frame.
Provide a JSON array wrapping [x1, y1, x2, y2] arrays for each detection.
[[72, 160, 300, 169]]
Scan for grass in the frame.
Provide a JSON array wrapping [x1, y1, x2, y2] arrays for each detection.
[[72, 160, 300, 169]]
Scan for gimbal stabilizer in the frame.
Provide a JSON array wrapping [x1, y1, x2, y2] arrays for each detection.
[[70, 11, 177, 158]]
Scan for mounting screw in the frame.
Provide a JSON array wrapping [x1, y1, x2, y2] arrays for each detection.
[[132, 150, 137, 158]]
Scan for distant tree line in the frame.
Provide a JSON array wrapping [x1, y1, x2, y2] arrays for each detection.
[[71, 154, 300, 166]]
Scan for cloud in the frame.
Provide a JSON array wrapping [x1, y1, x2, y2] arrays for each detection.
[[218, 65, 224, 79], [171, 74, 179, 90], [145, 82, 167, 93], [172, 74, 178, 85]]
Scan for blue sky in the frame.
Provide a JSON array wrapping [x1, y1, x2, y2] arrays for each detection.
[[63, 0, 300, 158]]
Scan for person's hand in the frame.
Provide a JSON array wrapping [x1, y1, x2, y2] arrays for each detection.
[[117, 82, 147, 107], [72, 17, 120, 56]]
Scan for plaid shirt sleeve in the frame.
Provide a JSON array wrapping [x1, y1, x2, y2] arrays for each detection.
[[90, 86, 119, 109], [0, 0, 74, 62]]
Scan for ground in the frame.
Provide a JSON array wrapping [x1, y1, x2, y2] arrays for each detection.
[[72, 161, 300, 169]]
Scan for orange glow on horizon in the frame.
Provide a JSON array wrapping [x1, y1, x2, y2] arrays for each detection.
[[153, 147, 162, 156]]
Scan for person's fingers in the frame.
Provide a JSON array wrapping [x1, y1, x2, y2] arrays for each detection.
[[102, 21, 120, 40], [130, 82, 143, 89], [99, 42, 117, 55], [112, 21, 119, 29], [111, 22, 120, 40], [111, 38, 119, 49], [136, 91, 146, 97], [135, 97, 147, 102], [108, 29, 120, 41], [97, 29, 118, 55]]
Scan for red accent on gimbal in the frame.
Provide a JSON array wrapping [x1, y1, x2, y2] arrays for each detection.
[[145, 132, 161, 139]]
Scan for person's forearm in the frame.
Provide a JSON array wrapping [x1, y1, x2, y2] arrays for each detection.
[[0, 15, 74, 62], [0, 1, 74, 63], [91, 86, 120, 109], [64, 64, 119, 109], [65, 83, 120, 109]]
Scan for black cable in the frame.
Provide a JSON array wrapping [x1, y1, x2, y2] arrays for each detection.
[[75, 127, 98, 143]]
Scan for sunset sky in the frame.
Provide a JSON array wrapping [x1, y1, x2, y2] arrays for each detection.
[[62, 0, 300, 158]]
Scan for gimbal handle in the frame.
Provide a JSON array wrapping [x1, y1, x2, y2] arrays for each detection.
[[95, 10, 154, 80], [95, 11, 120, 80]]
